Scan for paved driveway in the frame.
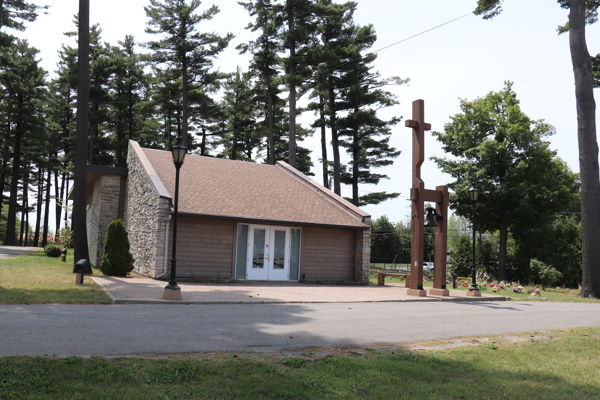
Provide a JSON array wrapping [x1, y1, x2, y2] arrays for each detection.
[[0, 245, 40, 258]]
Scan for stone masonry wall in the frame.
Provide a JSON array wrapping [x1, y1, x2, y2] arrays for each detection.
[[86, 175, 122, 267], [355, 217, 372, 283], [126, 143, 170, 277]]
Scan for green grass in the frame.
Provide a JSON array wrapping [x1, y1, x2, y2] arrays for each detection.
[[452, 283, 600, 303], [1, 327, 599, 399], [370, 263, 411, 270], [0, 250, 112, 304], [368, 271, 600, 303]]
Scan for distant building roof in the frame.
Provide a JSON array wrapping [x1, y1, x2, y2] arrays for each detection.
[[140, 145, 370, 229]]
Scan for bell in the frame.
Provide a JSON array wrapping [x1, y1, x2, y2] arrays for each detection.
[[424, 207, 438, 227]]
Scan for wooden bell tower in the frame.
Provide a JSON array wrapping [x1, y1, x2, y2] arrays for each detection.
[[405, 100, 449, 297]]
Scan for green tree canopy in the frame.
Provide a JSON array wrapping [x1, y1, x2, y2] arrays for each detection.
[[432, 82, 579, 281]]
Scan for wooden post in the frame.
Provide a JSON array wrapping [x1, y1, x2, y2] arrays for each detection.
[[430, 185, 450, 296], [405, 100, 430, 297]]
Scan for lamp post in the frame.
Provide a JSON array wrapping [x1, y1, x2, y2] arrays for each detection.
[[467, 184, 481, 297], [163, 134, 186, 300]]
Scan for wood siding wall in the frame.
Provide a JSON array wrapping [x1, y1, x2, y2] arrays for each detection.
[[300, 227, 356, 281], [167, 217, 235, 278]]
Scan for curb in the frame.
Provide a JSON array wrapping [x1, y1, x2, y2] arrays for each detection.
[[111, 296, 507, 305]]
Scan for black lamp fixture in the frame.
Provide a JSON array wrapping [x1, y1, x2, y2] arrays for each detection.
[[467, 184, 481, 296], [468, 184, 479, 203], [164, 134, 187, 300], [171, 134, 186, 165]]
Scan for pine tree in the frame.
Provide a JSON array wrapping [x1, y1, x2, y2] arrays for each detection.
[[277, 0, 315, 168], [238, 0, 282, 165], [109, 35, 151, 166], [145, 0, 233, 149], [337, 30, 406, 206], [219, 67, 257, 161], [310, 0, 359, 195], [0, 0, 46, 32], [0, 39, 46, 245]]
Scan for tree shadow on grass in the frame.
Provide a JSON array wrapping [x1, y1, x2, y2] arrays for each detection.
[[0, 343, 598, 399]]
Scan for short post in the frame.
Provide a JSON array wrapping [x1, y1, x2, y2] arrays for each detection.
[[74, 259, 89, 285]]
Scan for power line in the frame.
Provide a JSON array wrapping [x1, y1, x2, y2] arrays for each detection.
[[196, 8, 480, 123]]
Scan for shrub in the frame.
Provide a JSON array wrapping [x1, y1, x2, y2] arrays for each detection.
[[44, 243, 63, 258], [100, 219, 135, 277], [57, 227, 73, 248], [530, 258, 563, 289]]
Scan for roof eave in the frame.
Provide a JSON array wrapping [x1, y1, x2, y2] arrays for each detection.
[[175, 211, 370, 230]]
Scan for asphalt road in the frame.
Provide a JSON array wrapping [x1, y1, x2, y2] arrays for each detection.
[[0, 245, 40, 258], [1, 301, 600, 357]]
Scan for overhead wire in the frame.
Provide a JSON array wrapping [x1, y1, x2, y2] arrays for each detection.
[[195, 7, 482, 123]]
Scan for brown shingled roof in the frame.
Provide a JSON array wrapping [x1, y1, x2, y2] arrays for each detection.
[[141, 147, 369, 229]]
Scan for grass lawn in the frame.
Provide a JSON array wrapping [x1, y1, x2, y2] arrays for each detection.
[[1, 327, 599, 399], [0, 250, 112, 304]]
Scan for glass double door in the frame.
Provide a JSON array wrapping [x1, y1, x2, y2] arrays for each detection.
[[247, 225, 291, 281]]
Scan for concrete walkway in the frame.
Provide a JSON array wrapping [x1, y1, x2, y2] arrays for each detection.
[[92, 276, 506, 304]]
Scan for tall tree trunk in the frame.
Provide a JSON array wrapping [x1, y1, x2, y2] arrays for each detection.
[[498, 222, 508, 282], [33, 167, 43, 247], [182, 56, 189, 148], [20, 165, 29, 246], [200, 127, 206, 156], [287, 9, 297, 168], [328, 79, 341, 195], [64, 178, 69, 229], [267, 89, 275, 165], [0, 121, 10, 225], [24, 185, 29, 245], [88, 102, 94, 164], [74, 0, 91, 266], [351, 121, 359, 206], [116, 114, 125, 167], [55, 170, 65, 233], [88, 95, 99, 164], [6, 111, 23, 245], [41, 167, 51, 247], [127, 80, 134, 150], [0, 0, 5, 30], [232, 124, 238, 161], [570, 0, 600, 298], [319, 95, 329, 189], [19, 182, 25, 246]]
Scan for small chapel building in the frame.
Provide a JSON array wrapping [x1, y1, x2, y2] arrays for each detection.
[[76, 140, 372, 284]]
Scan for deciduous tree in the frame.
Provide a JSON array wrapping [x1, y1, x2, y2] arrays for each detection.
[[432, 82, 579, 281]]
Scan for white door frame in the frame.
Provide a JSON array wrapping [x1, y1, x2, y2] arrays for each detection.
[[246, 224, 291, 281], [246, 225, 270, 280], [267, 226, 291, 281]]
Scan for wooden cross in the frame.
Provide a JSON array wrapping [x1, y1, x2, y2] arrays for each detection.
[[405, 99, 431, 184], [405, 100, 449, 297]]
